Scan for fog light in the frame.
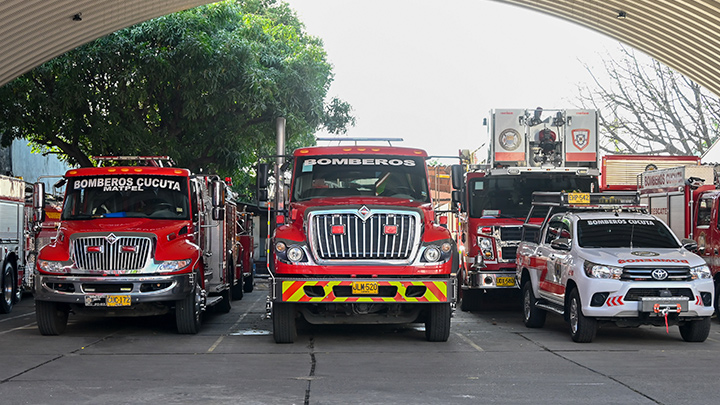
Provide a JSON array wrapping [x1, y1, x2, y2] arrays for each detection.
[[591, 292, 609, 307]]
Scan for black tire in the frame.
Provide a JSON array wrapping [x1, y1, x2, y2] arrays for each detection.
[[231, 267, 244, 301], [425, 303, 451, 342], [522, 281, 546, 328], [568, 289, 597, 343], [35, 300, 68, 335], [243, 272, 254, 293], [714, 279, 720, 321], [0, 261, 15, 314], [459, 288, 480, 312], [216, 287, 232, 314], [176, 273, 203, 334], [679, 317, 711, 342], [272, 302, 297, 344]]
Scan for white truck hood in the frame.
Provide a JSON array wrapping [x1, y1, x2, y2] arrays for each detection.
[[579, 248, 706, 268]]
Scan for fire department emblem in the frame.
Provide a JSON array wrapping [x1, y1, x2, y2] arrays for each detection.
[[499, 128, 521, 151], [571, 129, 590, 150], [651, 269, 669, 281], [356, 205, 373, 222], [106, 233, 118, 244]]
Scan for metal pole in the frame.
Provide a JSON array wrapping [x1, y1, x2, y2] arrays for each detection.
[[275, 117, 286, 216]]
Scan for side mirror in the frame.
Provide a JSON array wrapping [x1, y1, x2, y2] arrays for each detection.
[[451, 165, 464, 190], [33, 182, 46, 223], [681, 238, 698, 252], [551, 237, 572, 251], [257, 163, 269, 189], [257, 189, 269, 203], [451, 190, 465, 213], [211, 180, 224, 208]]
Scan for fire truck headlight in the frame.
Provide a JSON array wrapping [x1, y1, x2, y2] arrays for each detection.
[[158, 259, 192, 273], [478, 237, 494, 260], [287, 246, 304, 262], [423, 246, 442, 262], [37, 260, 68, 274], [690, 264, 711, 279], [584, 261, 622, 279]]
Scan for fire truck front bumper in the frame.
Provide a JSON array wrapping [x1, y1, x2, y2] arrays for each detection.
[[273, 277, 456, 304], [33, 272, 194, 306]]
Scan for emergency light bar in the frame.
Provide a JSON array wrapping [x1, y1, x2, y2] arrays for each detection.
[[316, 137, 404, 146], [531, 191, 640, 207], [92, 156, 175, 167]]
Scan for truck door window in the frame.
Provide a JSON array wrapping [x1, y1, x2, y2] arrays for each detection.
[[696, 197, 712, 227], [544, 216, 565, 244]]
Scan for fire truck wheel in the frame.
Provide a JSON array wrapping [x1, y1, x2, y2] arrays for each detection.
[[568, 289, 597, 343], [425, 303, 451, 342], [0, 262, 15, 314], [459, 289, 480, 312], [679, 317, 711, 342], [176, 273, 203, 334], [231, 267, 244, 301], [243, 273, 254, 293], [35, 300, 68, 335], [216, 287, 232, 314], [522, 281, 546, 328], [272, 302, 297, 344]]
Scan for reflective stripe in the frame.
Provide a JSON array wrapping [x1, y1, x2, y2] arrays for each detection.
[[280, 280, 448, 303]]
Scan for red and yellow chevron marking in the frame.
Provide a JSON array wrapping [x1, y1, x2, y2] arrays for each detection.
[[281, 280, 449, 303]]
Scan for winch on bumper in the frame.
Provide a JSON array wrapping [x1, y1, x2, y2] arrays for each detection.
[[577, 280, 714, 320], [33, 272, 195, 307]]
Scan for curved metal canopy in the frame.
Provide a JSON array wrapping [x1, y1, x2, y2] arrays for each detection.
[[1, 0, 720, 97]]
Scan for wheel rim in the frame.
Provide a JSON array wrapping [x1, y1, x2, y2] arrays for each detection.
[[2, 268, 12, 305], [570, 297, 579, 334], [523, 288, 531, 321]]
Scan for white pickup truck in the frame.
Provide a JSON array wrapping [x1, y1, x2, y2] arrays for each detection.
[[516, 192, 714, 343]]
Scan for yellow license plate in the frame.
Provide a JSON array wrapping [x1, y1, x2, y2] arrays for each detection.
[[496, 277, 515, 287], [568, 193, 590, 204], [106, 295, 131, 307], [352, 281, 379, 295]]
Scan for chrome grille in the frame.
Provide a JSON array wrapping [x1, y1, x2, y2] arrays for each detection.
[[621, 267, 692, 282], [72, 236, 153, 271], [309, 209, 420, 261]]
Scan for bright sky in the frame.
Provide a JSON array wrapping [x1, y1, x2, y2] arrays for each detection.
[[287, 0, 623, 162]]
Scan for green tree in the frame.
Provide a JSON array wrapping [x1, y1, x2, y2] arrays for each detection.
[[0, 0, 354, 199]]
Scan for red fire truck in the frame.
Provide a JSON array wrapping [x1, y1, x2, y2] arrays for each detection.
[[259, 144, 458, 343], [231, 209, 255, 299], [451, 108, 600, 311], [637, 164, 720, 315], [0, 175, 45, 314], [600, 154, 701, 191], [33, 156, 238, 335]]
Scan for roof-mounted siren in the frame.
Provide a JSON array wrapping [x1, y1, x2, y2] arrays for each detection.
[[527, 108, 563, 168], [492, 109, 526, 167], [92, 156, 175, 167], [564, 109, 598, 169]]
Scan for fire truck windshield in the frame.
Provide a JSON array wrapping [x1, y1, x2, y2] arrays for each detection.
[[292, 155, 429, 202], [469, 175, 596, 218], [62, 175, 190, 220]]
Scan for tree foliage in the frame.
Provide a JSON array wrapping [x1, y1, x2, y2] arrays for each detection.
[[576, 45, 720, 156], [0, 0, 354, 199]]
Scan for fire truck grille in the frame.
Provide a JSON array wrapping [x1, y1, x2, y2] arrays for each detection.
[[500, 226, 522, 240], [621, 267, 692, 282], [72, 236, 153, 271], [624, 288, 694, 301], [311, 211, 419, 260]]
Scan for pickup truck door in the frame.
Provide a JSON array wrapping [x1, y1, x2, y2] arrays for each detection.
[[536, 214, 570, 305]]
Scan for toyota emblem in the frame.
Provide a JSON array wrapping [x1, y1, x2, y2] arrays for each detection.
[[651, 269, 669, 281]]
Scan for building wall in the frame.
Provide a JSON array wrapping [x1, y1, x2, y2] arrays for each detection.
[[10, 141, 71, 189]]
